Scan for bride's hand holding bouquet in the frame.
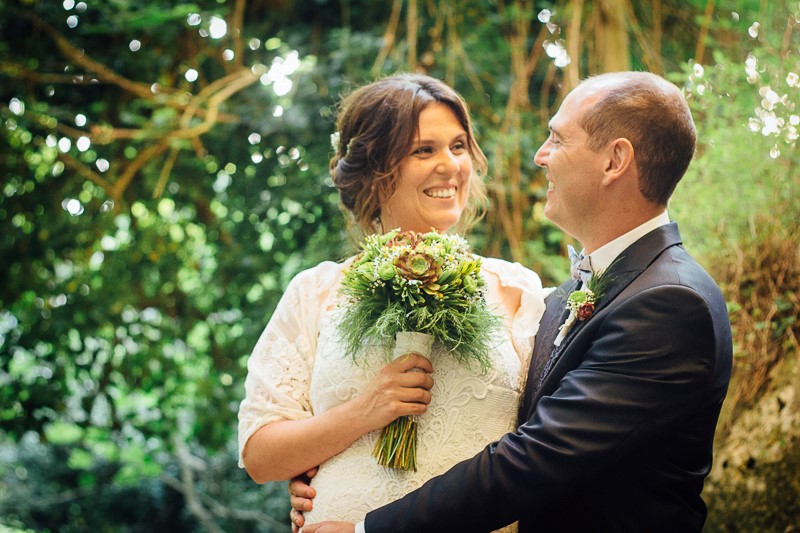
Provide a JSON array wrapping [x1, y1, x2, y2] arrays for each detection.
[[349, 351, 434, 426]]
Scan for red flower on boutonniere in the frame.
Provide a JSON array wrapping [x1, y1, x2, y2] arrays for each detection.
[[567, 288, 597, 321]]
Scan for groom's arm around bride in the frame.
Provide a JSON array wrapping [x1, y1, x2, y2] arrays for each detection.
[[301, 71, 733, 533]]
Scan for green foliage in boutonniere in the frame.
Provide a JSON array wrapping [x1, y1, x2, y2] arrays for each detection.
[[555, 258, 620, 346]]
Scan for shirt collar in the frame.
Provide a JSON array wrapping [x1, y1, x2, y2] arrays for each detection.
[[584, 211, 670, 273]]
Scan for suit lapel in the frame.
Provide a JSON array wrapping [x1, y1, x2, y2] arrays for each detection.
[[538, 280, 578, 348], [525, 223, 685, 414]]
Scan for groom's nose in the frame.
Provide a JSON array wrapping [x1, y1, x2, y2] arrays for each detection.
[[534, 139, 550, 168]]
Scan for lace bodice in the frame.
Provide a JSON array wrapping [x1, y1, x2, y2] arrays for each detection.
[[238, 257, 546, 530]]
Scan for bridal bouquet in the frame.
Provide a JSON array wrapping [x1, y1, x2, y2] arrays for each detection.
[[338, 229, 501, 470]]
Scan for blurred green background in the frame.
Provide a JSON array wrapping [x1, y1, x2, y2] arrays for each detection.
[[1, 0, 798, 531]]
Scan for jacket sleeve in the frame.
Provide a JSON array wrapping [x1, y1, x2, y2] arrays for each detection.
[[365, 284, 720, 532]]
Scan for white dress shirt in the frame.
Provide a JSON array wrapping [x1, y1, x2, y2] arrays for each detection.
[[582, 211, 670, 275]]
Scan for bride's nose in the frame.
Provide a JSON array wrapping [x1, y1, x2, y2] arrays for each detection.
[[436, 150, 461, 173]]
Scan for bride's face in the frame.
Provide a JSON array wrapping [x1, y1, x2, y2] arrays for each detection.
[[381, 103, 472, 233]]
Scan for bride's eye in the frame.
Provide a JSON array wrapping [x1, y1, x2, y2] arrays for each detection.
[[412, 146, 434, 156], [451, 141, 466, 153]]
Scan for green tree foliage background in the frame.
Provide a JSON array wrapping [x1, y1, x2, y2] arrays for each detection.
[[1, 0, 798, 531]]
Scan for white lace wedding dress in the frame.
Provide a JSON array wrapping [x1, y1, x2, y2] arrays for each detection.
[[238, 257, 546, 532]]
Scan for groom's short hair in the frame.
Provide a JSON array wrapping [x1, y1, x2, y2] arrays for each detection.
[[579, 72, 696, 206]]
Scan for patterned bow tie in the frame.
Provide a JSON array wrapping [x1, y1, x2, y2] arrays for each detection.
[[568, 244, 592, 283]]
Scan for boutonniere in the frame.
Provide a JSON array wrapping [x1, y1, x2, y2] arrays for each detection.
[[554, 260, 618, 346]]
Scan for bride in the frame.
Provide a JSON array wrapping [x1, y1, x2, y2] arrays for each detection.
[[237, 74, 546, 532]]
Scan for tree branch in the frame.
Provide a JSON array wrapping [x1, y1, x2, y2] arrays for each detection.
[[652, 0, 664, 73], [0, 61, 99, 85], [169, 439, 224, 533], [153, 147, 181, 199], [372, 0, 403, 76], [31, 14, 174, 101], [693, 0, 715, 64], [230, 0, 248, 69], [565, 0, 584, 90], [57, 152, 115, 195], [84, 69, 257, 145], [621, 0, 662, 73], [780, 14, 797, 58], [162, 440, 286, 531], [488, 0, 540, 262], [407, 0, 418, 70], [112, 142, 170, 200]]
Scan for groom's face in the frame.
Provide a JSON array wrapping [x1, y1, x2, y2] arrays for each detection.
[[534, 85, 606, 238]]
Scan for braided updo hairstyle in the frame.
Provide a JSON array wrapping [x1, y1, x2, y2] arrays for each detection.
[[330, 73, 488, 235]]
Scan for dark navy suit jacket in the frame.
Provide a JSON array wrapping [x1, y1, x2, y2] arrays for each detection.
[[365, 223, 733, 532]]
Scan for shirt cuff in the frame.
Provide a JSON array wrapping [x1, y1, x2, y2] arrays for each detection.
[[355, 520, 366, 533]]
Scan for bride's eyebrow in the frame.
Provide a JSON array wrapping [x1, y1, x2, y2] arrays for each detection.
[[413, 132, 468, 145]]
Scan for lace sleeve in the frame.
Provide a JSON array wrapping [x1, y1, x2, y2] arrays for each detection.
[[237, 262, 341, 467]]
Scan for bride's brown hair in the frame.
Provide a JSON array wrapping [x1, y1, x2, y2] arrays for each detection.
[[330, 73, 488, 236]]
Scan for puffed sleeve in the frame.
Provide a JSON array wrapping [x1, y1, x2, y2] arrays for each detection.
[[237, 261, 341, 467], [480, 257, 549, 362]]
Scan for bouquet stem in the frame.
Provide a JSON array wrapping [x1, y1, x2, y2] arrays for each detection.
[[371, 332, 433, 471], [372, 415, 417, 470]]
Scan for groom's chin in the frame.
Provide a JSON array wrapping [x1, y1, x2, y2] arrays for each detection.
[[542, 205, 563, 231]]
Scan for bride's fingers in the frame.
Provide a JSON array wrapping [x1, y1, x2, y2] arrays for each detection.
[[394, 385, 432, 406], [396, 369, 434, 391], [392, 353, 434, 374]]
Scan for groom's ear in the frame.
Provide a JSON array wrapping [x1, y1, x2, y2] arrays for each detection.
[[601, 138, 635, 186]]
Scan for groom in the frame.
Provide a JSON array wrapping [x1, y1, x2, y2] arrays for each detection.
[[298, 71, 733, 532]]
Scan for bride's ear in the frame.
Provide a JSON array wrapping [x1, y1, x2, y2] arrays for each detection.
[[601, 138, 634, 186]]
